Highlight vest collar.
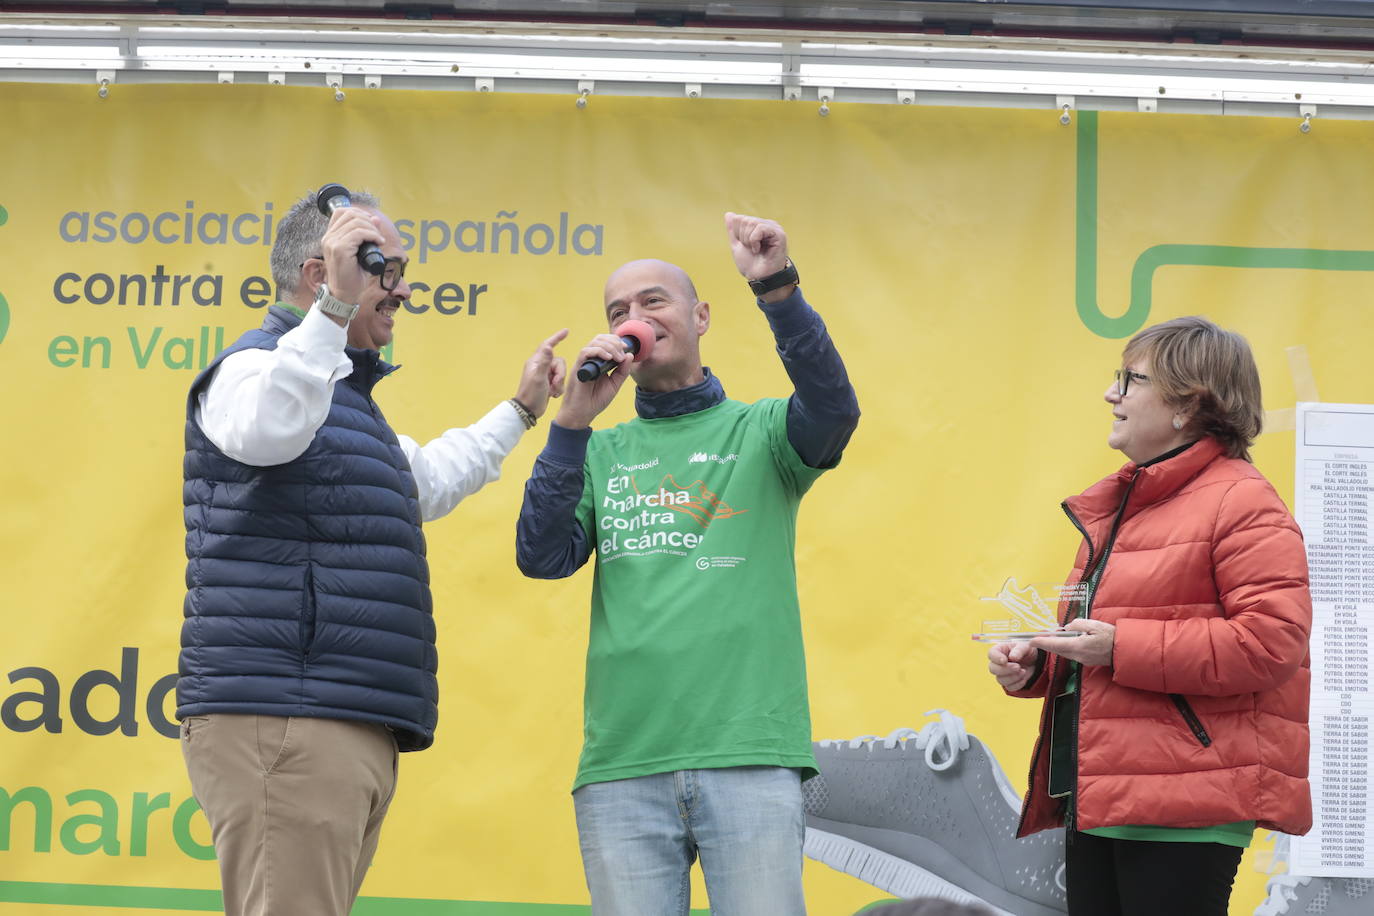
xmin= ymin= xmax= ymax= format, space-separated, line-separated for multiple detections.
xmin=634 ymin=367 xmax=726 ymax=420
xmin=264 ymin=303 xmax=303 ymax=335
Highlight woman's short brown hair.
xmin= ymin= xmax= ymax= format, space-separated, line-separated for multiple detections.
xmin=1122 ymin=316 xmax=1264 ymax=462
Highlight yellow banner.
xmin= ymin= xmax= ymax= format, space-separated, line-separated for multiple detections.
xmin=2 ymin=83 xmax=1371 ymax=915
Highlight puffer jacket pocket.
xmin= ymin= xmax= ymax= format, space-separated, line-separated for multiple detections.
xmin=300 ymin=566 xmax=317 ymax=658
xmin=1170 ymin=694 xmax=1213 ymax=747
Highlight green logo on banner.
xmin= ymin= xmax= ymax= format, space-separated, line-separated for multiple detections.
xmin=1075 ymin=112 xmax=1374 ymax=338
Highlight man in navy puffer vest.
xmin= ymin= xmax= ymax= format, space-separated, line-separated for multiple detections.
xmin=178 ymin=189 xmax=567 ymax=916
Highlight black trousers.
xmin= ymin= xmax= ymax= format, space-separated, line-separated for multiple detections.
xmin=1066 ymin=829 xmax=1245 ymax=916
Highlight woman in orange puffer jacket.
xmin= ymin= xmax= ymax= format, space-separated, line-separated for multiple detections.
xmin=987 ymin=316 xmax=1311 ymax=916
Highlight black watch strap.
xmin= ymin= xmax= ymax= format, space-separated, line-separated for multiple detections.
xmin=747 ymin=259 xmax=799 ymax=296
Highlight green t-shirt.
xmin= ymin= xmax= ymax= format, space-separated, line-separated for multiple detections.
xmin=1085 ymin=822 xmax=1255 ymax=848
xmin=572 ymin=396 xmax=827 ymax=790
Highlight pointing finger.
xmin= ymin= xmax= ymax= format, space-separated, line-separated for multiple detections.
xmin=541 ymin=328 xmax=570 ymax=352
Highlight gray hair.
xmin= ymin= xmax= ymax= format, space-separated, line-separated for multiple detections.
xmin=269 ymin=187 xmax=381 ymax=300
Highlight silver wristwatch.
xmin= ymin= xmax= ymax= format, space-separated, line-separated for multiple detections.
xmin=313 ymin=282 xmax=359 ymax=322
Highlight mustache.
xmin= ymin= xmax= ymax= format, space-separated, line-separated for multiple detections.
xmin=376 ymin=297 xmax=402 ymax=312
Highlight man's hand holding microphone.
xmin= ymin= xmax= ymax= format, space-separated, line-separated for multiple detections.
xmin=318 ymin=207 xmax=386 ymax=326
xmin=553 ymin=324 xmax=654 ymax=431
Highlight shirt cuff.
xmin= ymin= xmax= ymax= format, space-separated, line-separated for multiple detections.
xmin=756 ymin=287 xmax=817 ymax=338
xmin=543 ymin=422 xmax=592 ymax=467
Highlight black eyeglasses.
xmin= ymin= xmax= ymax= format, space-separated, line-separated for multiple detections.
xmin=377 ymin=257 xmax=408 ymax=292
xmin=302 ymin=256 xmax=408 ymax=293
xmin=1114 ymin=369 xmax=1149 ymax=397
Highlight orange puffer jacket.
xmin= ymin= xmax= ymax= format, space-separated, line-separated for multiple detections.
xmin=1011 ymin=437 xmax=1312 ymax=837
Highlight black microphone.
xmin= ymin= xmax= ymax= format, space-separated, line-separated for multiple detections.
xmin=315 ymin=183 xmax=387 ymax=277
xmin=577 ymin=320 xmax=656 ymax=382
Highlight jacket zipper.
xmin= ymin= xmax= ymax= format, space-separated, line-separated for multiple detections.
xmin=1017 ymin=504 xmax=1098 ymax=837
xmin=1068 ymin=473 xmax=1141 ymax=830
xmin=1170 ymin=694 xmax=1213 ymax=747
xmin=1019 ymin=471 xmax=1139 ymax=836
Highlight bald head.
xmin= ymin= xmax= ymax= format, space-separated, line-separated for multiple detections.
xmin=604 ymin=259 xmax=698 ymax=309
xmin=601 ymin=257 xmax=711 ymax=392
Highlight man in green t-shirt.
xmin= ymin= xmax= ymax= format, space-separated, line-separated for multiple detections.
xmin=516 ymin=212 xmax=859 ymax=915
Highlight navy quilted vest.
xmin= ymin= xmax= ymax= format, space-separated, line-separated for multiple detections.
xmin=177 ymin=306 xmax=437 ymax=751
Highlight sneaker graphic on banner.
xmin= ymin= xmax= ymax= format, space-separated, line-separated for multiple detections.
xmin=1255 ymin=834 xmax=1373 ymax=915
xmin=804 ymin=709 xmax=1066 ymax=916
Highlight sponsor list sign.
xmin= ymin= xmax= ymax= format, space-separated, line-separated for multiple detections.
xmin=1291 ymin=403 xmax=1374 ymax=877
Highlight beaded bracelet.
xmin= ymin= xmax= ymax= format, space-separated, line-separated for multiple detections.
xmin=508 ymin=398 xmax=537 ymax=430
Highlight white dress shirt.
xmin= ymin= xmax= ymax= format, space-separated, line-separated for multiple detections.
xmin=195 ymin=306 xmax=526 ymax=523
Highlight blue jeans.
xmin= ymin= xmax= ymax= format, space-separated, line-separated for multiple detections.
xmin=572 ymin=766 xmax=806 ymax=916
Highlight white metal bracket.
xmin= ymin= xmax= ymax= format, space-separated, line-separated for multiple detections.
xmin=96 ymin=69 xmax=115 ymax=99
xmin=782 ymin=39 xmax=801 ymax=101
xmin=576 ymin=79 xmax=594 ymax=108
xmin=686 ymin=83 xmax=701 ymax=98
xmin=1057 ymin=95 xmax=1074 ymax=125
xmin=474 ymin=77 xmax=493 ymax=92
xmin=818 ymin=87 xmax=834 ymax=117
xmin=327 ymin=73 xmax=344 ymax=101
xmin=365 ymin=75 xmax=382 ymax=90
xmin=1300 ymin=103 xmax=1316 ymax=133
xmin=896 ymin=89 xmax=915 ymax=105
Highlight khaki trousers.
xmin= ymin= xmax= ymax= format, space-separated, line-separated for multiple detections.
xmin=181 ymin=714 xmax=398 ymax=916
